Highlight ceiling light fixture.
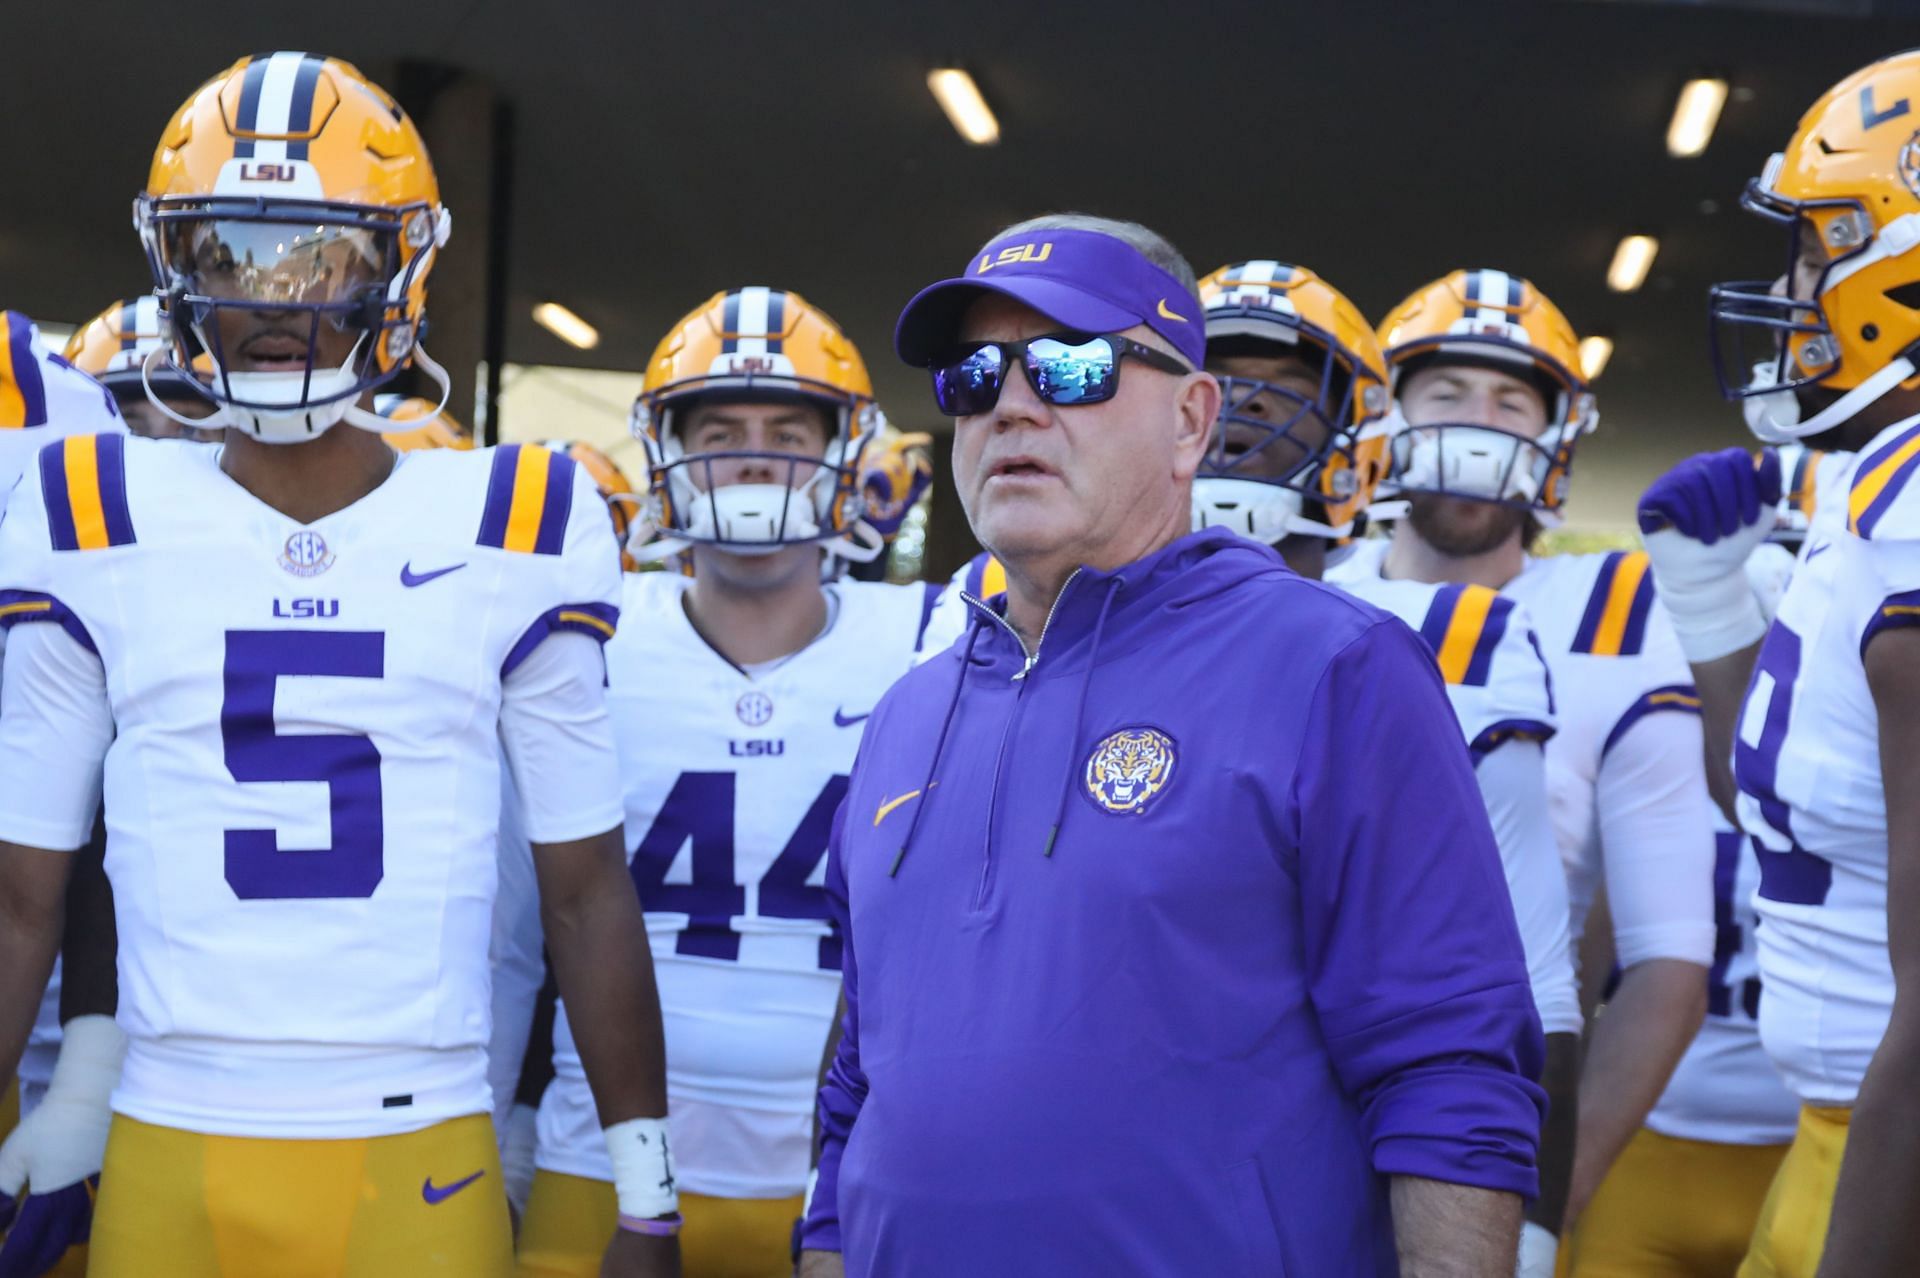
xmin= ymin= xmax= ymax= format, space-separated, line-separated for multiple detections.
xmin=533 ymin=302 xmax=599 ymax=350
xmin=927 ymin=68 xmax=1000 ymax=146
xmin=1579 ymin=335 xmax=1614 ymax=381
xmin=1607 ymin=235 xmax=1659 ymax=293
xmin=1667 ymin=78 xmax=1729 ymax=158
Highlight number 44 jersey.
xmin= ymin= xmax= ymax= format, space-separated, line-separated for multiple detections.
xmin=0 ymin=436 xmax=624 ymax=1138
xmin=537 ymin=572 xmax=938 ymax=1200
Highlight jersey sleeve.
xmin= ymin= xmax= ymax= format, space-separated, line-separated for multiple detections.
xmin=496 ymin=456 xmax=625 ymax=844
xmin=1596 ymin=703 xmax=1716 ymax=968
xmin=1289 ymin=618 xmax=1546 ymax=1197
xmin=0 ymin=619 xmax=112 ymax=850
xmin=1475 ymin=740 xmax=1580 ymax=1036
xmin=490 ymin=447 xmax=623 ymax=680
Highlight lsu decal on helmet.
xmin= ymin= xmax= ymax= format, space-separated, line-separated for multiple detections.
xmin=534 ymin=438 xmax=643 ymax=571
xmin=858 ymin=412 xmax=934 ymax=540
xmin=1194 ymin=261 xmax=1390 ymax=542
xmin=136 ymin=53 xmax=453 ymax=444
xmin=630 ymin=286 xmax=881 ymax=562
xmin=1711 ymin=50 xmax=1920 ymax=441
xmin=373 ymin=393 xmax=473 ymax=452
xmin=1375 ymin=269 xmax=1596 ymax=522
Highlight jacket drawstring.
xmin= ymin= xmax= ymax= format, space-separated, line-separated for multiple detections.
xmin=890 ymin=617 xmax=982 ymax=877
xmin=1043 ymin=578 xmax=1121 ymax=858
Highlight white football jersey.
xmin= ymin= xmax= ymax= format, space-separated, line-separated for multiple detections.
xmin=1327 ymin=545 xmax=1577 ymax=1034
xmin=0 ymin=311 xmax=123 ymax=504
xmin=1502 ymin=548 xmax=1715 ymax=969
xmin=1738 ymin=419 xmax=1918 ymax=1105
xmin=0 ymin=314 xmax=125 ymax=1100
xmin=0 ymin=438 xmax=622 ymax=1138
xmin=537 ymin=571 xmax=937 ymax=1198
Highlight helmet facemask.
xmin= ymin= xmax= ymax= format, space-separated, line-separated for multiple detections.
xmin=632 ymin=381 xmax=879 ymax=564
xmin=138 ymin=195 xmax=450 ymax=444
xmin=1710 ymin=157 xmax=1920 ymax=442
xmin=1194 ymin=330 xmax=1376 ymax=542
xmin=1376 ymin=347 xmax=1591 ymax=525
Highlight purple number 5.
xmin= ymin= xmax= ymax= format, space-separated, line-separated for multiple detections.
xmin=222 ymin=630 xmax=385 ymax=900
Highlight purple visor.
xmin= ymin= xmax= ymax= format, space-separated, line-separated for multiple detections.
xmin=894 ymin=227 xmax=1205 ymax=371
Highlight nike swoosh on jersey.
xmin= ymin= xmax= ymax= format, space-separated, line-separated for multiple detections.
xmin=421 ymin=1169 xmax=486 ymax=1205
xmin=834 ymin=708 xmax=872 ymax=727
xmin=400 ymin=562 xmax=468 ymax=588
xmin=1804 ymin=541 xmax=1832 ymax=562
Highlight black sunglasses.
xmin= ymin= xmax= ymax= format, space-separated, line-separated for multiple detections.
xmin=929 ymin=332 xmax=1193 ymax=416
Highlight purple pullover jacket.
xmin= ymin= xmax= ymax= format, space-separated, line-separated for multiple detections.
xmin=802 ymin=529 xmax=1545 ymax=1276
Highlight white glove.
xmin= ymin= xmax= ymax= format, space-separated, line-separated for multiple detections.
xmin=1515 ymin=1220 xmax=1559 ymax=1278
xmin=499 ymin=1101 xmax=538 ymax=1218
xmin=1636 ymin=448 xmax=1783 ymax=663
xmin=0 ymin=1015 xmax=124 ymax=1197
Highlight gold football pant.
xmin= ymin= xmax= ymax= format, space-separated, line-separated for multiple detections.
xmin=516 ymin=1168 xmax=801 ymax=1278
xmin=1562 ymin=1125 xmax=1787 ymax=1277
xmin=88 ymin=1112 xmax=511 ymax=1277
xmin=1737 ymin=1105 xmax=1851 ymax=1278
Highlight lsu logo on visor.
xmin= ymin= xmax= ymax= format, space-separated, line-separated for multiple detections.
xmin=977 ymin=242 xmax=1053 ymax=274
xmin=1084 ymin=726 xmax=1176 ymax=815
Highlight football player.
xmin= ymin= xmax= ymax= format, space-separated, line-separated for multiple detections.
xmin=62 ymin=298 xmax=220 ymax=441
xmin=0 ymin=316 xmax=123 ymax=1278
xmin=512 ymin=288 xmax=941 ymax=1278
xmin=1637 ymin=50 xmax=1920 ymax=1278
xmin=0 ymin=54 xmax=677 ymax=1277
xmin=1558 ymin=443 xmax=1818 ymax=1277
xmin=1190 ymin=260 xmax=1580 ymax=1274
xmin=1324 ymin=270 xmax=1716 ymax=1238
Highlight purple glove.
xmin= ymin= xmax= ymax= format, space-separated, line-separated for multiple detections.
xmin=1637 ymin=447 xmax=1782 ymax=541
xmin=0 ymin=1175 xmax=96 ymax=1278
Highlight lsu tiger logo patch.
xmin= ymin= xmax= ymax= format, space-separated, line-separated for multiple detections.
xmin=1084 ymin=726 xmax=1176 ymax=815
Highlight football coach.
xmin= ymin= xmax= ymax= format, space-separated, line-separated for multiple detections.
xmin=797 ymin=215 xmax=1546 ymax=1278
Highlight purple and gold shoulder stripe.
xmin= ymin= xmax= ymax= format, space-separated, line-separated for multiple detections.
xmin=1602 ymin=684 xmax=1700 ymax=759
xmin=0 ymin=312 xmax=50 ymax=430
xmin=1849 ymin=424 xmax=1920 ymax=540
xmin=0 ymin=590 xmax=97 ymax=653
xmin=1570 ymin=551 xmax=1654 ymax=657
xmin=478 ymin=444 xmax=577 ymax=555
xmin=39 ymin=433 xmax=134 ymax=552
xmin=1416 ymin=582 xmax=1513 ymax=687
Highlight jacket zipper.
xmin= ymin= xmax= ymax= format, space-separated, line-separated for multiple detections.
xmin=962 ymin=570 xmax=1080 ymax=907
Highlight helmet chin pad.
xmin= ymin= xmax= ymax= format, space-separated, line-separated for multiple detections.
xmin=1386 ymin=422 xmax=1555 ymax=507
xmin=677 ymin=481 xmax=825 ymax=550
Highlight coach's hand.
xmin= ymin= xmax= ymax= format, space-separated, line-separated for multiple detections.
xmin=797 ymin=1249 xmax=845 ymax=1277
xmin=1637 ymin=447 xmax=1783 ymax=663
xmin=599 ymin=1227 xmax=679 ymax=1278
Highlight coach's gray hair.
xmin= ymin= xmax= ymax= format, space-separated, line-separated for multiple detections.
xmin=990 ymin=213 xmax=1198 ymax=295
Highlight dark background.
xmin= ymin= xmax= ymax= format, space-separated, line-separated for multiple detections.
xmin=6 ymin=0 xmax=1918 ymax=570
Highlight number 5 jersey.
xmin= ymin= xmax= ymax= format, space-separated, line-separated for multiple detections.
xmin=0 ymin=436 xmax=625 ymax=1139
xmin=535 ymin=570 xmax=939 ymax=1200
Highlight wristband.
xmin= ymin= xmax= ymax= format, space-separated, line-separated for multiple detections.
xmin=604 ymin=1116 xmax=678 ymax=1219
xmin=1653 ymin=564 xmax=1768 ymax=664
xmin=1515 ymin=1220 xmax=1559 ymax=1277
xmin=617 ymin=1210 xmax=683 ymax=1236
